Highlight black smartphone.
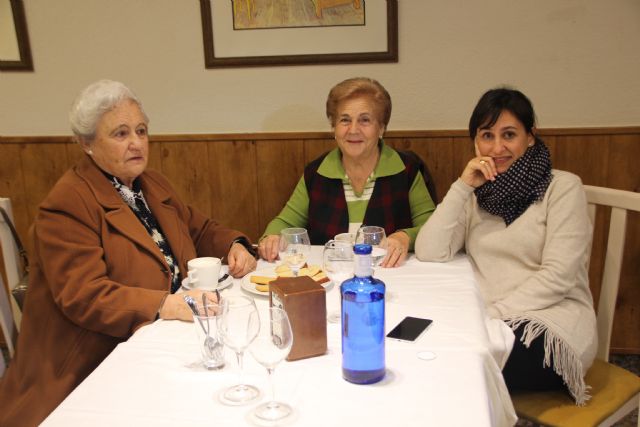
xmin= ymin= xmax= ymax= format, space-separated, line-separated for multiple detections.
xmin=386 ymin=316 xmax=433 ymax=342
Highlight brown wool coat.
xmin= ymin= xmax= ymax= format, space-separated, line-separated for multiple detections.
xmin=0 ymin=156 xmax=247 ymax=426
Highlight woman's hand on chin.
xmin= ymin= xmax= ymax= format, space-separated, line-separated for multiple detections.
xmin=461 ymin=156 xmax=498 ymax=188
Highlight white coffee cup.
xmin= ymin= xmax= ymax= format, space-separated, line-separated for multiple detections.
xmin=334 ymin=233 xmax=355 ymax=244
xmin=187 ymin=257 xmax=221 ymax=290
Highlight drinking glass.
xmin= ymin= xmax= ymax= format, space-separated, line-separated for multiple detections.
xmin=278 ymin=228 xmax=311 ymax=276
xmin=217 ymin=295 xmax=260 ymax=405
xmin=355 ymin=226 xmax=388 ymax=266
xmin=249 ymin=307 xmax=294 ymax=422
xmin=192 ymin=301 xmax=225 ymax=370
xmin=323 ymin=240 xmax=354 ymax=323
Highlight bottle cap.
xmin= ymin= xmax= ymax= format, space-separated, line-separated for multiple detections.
xmin=353 ymin=244 xmax=372 ymax=255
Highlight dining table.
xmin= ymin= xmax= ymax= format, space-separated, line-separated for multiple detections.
xmin=41 ymin=246 xmax=517 ymax=427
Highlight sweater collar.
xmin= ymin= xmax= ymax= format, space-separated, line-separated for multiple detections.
xmin=317 ymin=140 xmax=405 ymax=179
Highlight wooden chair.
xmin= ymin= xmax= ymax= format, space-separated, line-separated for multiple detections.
xmin=511 ymin=185 xmax=640 ymax=426
xmin=0 ymin=198 xmax=23 ymax=332
xmin=1 ymin=198 xmax=21 ymax=376
xmin=1 ymin=275 xmax=17 ymax=377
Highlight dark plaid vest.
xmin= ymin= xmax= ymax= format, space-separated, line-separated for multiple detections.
xmin=305 ymin=150 xmax=424 ymax=245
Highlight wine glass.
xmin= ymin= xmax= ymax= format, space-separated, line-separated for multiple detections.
xmin=278 ymin=228 xmax=311 ymax=276
xmin=355 ymin=226 xmax=388 ymax=266
xmin=323 ymin=240 xmax=354 ymax=323
xmin=217 ymin=295 xmax=261 ymax=405
xmin=249 ymin=307 xmax=294 ymax=422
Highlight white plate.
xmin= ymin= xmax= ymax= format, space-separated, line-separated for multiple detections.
xmin=241 ymin=266 xmax=331 ymax=297
xmin=182 ymin=265 xmax=232 ymax=291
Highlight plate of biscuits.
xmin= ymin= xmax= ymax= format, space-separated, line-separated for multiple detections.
xmin=242 ymin=264 xmax=330 ymax=296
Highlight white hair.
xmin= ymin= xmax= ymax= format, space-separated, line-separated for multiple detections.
xmin=69 ymin=79 xmax=148 ymax=142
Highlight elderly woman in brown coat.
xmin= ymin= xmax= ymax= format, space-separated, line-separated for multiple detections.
xmin=0 ymin=80 xmax=257 ymax=427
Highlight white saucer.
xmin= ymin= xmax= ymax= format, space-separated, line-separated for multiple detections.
xmin=240 ymin=266 xmax=332 ymax=297
xmin=182 ymin=266 xmax=232 ymax=291
xmin=417 ymin=351 xmax=437 ymax=361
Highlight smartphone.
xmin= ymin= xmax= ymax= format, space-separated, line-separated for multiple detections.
xmin=386 ymin=316 xmax=433 ymax=342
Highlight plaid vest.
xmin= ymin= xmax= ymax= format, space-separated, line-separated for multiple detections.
xmin=305 ymin=150 xmax=424 ymax=245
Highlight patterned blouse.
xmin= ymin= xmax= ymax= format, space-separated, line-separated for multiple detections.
xmin=105 ymin=173 xmax=182 ymax=293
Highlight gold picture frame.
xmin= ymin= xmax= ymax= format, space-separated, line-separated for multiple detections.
xmin=200 ymin=0 xmax=398 ymax=68
xmin=0 ymin=0 xmax=33 ymax=71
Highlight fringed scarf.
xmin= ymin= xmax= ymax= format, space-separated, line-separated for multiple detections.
xmin=475 ymin=140 xmax=553 ymax=225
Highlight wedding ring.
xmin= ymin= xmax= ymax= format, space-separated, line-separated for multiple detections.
xmin=479 ymin=160 xmax=487 ymax=165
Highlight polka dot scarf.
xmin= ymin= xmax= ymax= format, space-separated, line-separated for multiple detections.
xmin=474 ymin=140 xmax=553 ymax=226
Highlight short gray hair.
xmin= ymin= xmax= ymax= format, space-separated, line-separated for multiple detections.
xmin=69 ymin=79 xmax=148 ymax=141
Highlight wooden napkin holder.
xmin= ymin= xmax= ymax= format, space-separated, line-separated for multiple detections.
xmin=269 ymin=276 xmax=327 ymax=361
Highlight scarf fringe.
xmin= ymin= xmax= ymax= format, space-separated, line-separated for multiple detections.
xmin=505 ymin=315 xmax=591 ymax=406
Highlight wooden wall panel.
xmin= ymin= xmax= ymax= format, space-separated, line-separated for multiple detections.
xmin=1 ymin=127 xmax=639 ymax=353
xmin=147 ymin=140 xmax=163 ymax=172
xmin=303 ymin=138 xmax=334 ymax=165
xmin=160 ymin=141 xmax=212 ymax=218
xmin=208 ymin=140 xmax=260 ymax=240
xmin=386 ymin=137 xmax=455 ymax=203
xmin=607 ymin=133 xmax=640 ymax=191
xmin=65 ymin=142 xmax=85 ymax=167
xmin=256 ymin=139 xmax=305 ymax=238
xmin=553 ymin=135 xmax=610 ymax=186
xmin=20 ymin=143 xmax=70 ymax=228
xmin=0 ymin=144 xmax=29 ymax=240
xmin=606 ymin=133 xmax=640 ymax=352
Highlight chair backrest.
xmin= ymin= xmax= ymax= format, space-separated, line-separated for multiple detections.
xmin=0 ymin=198 xmax=23 ymax=292
xmin=0 ymin=274 xmax=16 ymax=359
xmin=0 ymin=198 xmax=23 ymax=332
xmin=584 ymin=185 xmax=640 ymax=361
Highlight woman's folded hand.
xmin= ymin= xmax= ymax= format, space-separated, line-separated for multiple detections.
xmin=159 ymin=290 xmax=219 ymax=321
xmin=258 ymin=235 xmax=280 ymax=262
xmin=227 ymin=242 xmax=257 ymax=277
xmin=380 ymin=231 xmax=410 ymax=268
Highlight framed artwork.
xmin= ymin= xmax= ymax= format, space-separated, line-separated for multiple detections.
xmin=0 ymin=0 xmax=33 ymax=71
xmin=199 ymin=0 xmax=398 ymax=68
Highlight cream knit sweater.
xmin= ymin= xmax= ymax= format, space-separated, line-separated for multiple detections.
xmin=415 ymin=170 xmax=598 ymax=404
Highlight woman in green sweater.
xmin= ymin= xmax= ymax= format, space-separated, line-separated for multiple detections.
xmin=258 ymin=77 xmax=435 ymax=267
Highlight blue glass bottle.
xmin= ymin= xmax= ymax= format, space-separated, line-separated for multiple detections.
xmin=341 ymin=244 xmax=385 ymax=384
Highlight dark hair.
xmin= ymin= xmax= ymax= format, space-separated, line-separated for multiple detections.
xmin=326 ymin=77 xmax=392 ymax=128
xmin=468 ymin=88 xmax=537 ymax=140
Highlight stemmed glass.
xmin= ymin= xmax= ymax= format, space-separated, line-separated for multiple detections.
xmin=323 ymin=240 xmax=354 ymax=323
xmin=355 ymin=226 xmax=388 ymax=266
xmin=278 ymin=228 xmax=311 ymax=276
xmin=249 ymin=307 xmax=294 ymax=423
xmin=217 ymin=295 xmax=261 ymax=405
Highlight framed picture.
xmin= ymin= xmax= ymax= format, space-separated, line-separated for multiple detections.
xmin=199 ymin=0 xmax=398 ymax=68
xmin=0 ymin=0 xmax=33 ymax=71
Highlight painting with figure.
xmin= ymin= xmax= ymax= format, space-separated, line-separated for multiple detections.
xmin=232 ymin=0 xmax=365 ymax=30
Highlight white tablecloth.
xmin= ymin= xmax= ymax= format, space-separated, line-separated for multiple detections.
xmin=42 ymin=248 xmax=517 ymax=427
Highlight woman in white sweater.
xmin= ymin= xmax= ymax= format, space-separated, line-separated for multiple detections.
xmin=415 ymin=88 xmax=597 ymax=405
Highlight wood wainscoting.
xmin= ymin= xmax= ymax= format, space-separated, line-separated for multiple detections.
xmin=1 ymin=127 xmax=639 ymax=353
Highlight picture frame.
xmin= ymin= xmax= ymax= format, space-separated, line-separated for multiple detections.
xmin=0 ymin=0 xmax=33 ymax=71
xmin=199 ymin=0 xmax=398 ymax=68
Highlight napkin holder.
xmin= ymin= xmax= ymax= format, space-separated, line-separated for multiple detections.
xmin=270 ymin=276 xmax=327 ymax=361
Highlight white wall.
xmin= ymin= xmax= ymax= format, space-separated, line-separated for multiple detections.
xmin=1 ymin=0 xmax=639 ymax=136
